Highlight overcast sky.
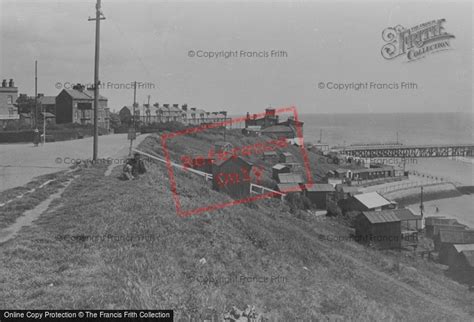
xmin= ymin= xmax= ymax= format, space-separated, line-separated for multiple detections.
xmin=0 ymin=0 xmax=472 ymax=114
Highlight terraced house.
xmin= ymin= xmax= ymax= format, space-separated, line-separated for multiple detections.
xmin=55 ymin=84 xmax=110 ymax=131
xmin=139 ymin=103 xmax=228 ymax=126
xmin=0 ymin=79 xmax=19 ymax=127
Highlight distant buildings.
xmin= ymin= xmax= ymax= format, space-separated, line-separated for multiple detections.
xmin=56 ymin=84 xmax=110 ymax=130
xmin=136 ymin=103 xmax=229 ymax=126
xmin=0 ymin=79 xmax=19 ymax=127
xmin=244 ymin=108 xmax=303 ymax=139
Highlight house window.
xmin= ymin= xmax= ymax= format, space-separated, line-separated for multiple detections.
xmin=7 ymin=95 xmax=13 ymax=105
xmin=8 ymin=108 xmax=14 ymax=115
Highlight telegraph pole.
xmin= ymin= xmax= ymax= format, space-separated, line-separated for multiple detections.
xmin=420 ymin=186 xmax=424 ymax=218
xmin=34 ymin=60 xmax=37 ymax=130
xmin=89 ymin=0 xmax=105 ymax=160
xmin=133 ymin=81 xmax=137 ymax=129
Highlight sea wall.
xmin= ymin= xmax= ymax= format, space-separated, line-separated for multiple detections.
xmin=384 ymin=182 xmax=461 ymax=206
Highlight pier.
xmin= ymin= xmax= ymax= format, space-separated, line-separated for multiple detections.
xmin=337 ymin=144 xmax=474 ymax=158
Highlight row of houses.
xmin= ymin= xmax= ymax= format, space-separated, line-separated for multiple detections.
xmin=120 ymin=103 xmax=230 ymax=126
xmin=0 ymin=80 xmax=111 ymax=131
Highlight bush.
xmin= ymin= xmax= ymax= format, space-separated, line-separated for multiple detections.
xmin=140 ymin=121 xmax=187 ymax=133
xmin=285 ymin=193 xmax=313 ymax=213
xmin=0 ymin=130 xmax=34 ymax=143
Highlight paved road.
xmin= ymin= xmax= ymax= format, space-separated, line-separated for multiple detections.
xmin=0 ymin=133 xmax=150 ymax=192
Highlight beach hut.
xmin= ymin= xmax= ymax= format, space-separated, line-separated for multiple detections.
xmin=277 ymin=183 xmax=303 ymax=194
xmin=272 ymin=163 xmax=290 ymax=180
xmin=435 ymin=230 xmax=474 ymax=263
xmin=279 ymin=151 xmax=296 ymax=163
xmin=303 ymin=183 xmax=335 ymax=209
xmin=335 ymin=184 xmax=360 ymax=200
xmin=263 ymin=151 xmax=279 ymax=163
xmin=277 ymin=173 xmax=304 ymax=185
xmin=424 ymin=217 xmax=466 ymax=239
xmin=345 ymin=191 xmax=394 ymax=212
xmin=212 ymin=156 xmax=253 ymax=199
xmin=354 ymin=210 xmax=402 ymax=249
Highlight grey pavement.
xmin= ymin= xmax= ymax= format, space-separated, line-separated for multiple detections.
xmin=0 ymin=133 xmax=150 ymax=192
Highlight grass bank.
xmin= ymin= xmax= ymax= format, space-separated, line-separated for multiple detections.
xmin=0 ymin=132 xmax=473 ymax=320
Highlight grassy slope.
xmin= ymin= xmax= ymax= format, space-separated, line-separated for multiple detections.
xmin=0 ymin=132 xmax=473 ymax=320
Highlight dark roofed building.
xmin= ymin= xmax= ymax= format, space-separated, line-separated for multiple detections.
xmin=277 ymin=183 xmax=303 ymax=194
xmin=272 ymin=163 xmax=290 ymax=180
xmin=279 ymin=151 xmax=296 ymax=163
xmin=303 ymin=183 xmax=335 ymax=209
xmin=395 ymin=208 xmax=422 ymax=231
xmin=263 ymin=151 xmax=278 ymax=162
xmin=245 ymin=108 xmax=279 ymax=128
xmin=37 ymin=94 xmax=56 ymax=114
xmin=355 ymin=210 xmax=402 ymax=249
xmin=439 ymin=243 xmax=474 ymax=289
xmin=212 ymin=156 xmax=253 ymax=199
xmin=434 ymin=229 xmax=474 ymax=254
xmin=424 ymin=217 xmax=467 ymax=239
xmin=56 ymin=84 xmax=110 ymax=130
xmin=277 ymin=172 xmax=304 ymax=184
xmin=39 ymin=111 xmax=56 ymax=125
xmin=335 ymin=184 xmax=360 ymax=200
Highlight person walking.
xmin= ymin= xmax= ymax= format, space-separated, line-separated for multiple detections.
xmin=33 ymin=128 xmax=40 ymax=147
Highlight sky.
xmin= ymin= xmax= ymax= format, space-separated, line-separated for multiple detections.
xmin=0 ymin=0 xmax=472 ymax=114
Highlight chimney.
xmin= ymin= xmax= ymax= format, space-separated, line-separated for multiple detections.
xmin=72 ymin=83 xmax=84 ymax=92
xmin=2 ymin=79 xmax=7 ymax=87
xmin=9 ymin=79 xmax=14 ymax=87
xmin=181 ymin=104 xmax=188 ymax=111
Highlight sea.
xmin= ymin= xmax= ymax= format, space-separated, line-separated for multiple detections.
xmin=298 ymin=112 xmax=473 ymax=227
xmin=299 ymin=113 xmax=473 ymax=147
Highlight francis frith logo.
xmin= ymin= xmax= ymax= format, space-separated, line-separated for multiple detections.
xmin=381 ymin=19 xmax=455 ymax=61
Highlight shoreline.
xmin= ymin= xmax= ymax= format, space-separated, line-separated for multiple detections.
xmin=392 ymin=188 xmax=464 ymax=207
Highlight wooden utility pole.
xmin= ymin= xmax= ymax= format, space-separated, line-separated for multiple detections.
xmin=88 ymin=0 xmax=105 ymax=160
xmin=420 ymin=186 xmax=424 ymax=218
xmin=133 ymin=81 xmax=137 ymax=129
xmin=128 ymin=81 xmax=138 ymax=156
xmin=34 ymin=60 xmax=37 ymax=129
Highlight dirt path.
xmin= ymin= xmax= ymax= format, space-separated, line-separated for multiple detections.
xmin=0 ymin=177 xmax=75 ymax=244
